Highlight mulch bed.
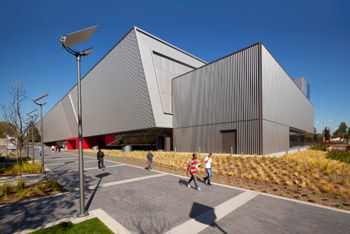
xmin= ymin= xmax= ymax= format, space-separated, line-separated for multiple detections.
xmin=0 ymin=182 xmax=66 ymax=205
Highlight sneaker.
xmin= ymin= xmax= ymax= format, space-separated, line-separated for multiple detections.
xmin=187 ymin=184 xmax=191 ymax=188
xmin=103 ymin=167 xmax=105 ymax=171
xmin=208 ymin=182 xmax=212 ymax=185
xmin=197 ymin=187 xmax=201 ymax=191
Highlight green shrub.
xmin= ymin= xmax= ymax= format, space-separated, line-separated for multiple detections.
xmin=1 ymin=183 xmax=10 ymax=199
xmin=309 ymin=145 xmax=330 ymax=151
xmin=18 ymin=180 xmax=25 ymax=191
xmin=295 ymin=194 xmax=301 ymax=199
xmin=336 ymin=203 xmax=344 ymax=208
xmin=16 ymin=188 xmax=30 ymax=198
xmin=326 ymin=150 xmax=350 ymax=163
xmin=46 ymin=178 xmax=60 ymax=192
xmin=37 ymin=181 xmax=44 ymax=192
xmin=0 ymin=162 xmax=42 ymax=176
xmin=309 ymin=198 xmax=318 ymax=203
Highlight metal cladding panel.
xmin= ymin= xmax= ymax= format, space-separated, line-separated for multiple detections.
xmin=135 ymin=28 xmax=206 ymax=128
xmin=261 ymin=45 xmax=314 ymax=134
xmin=42 ymin=102 xmax=71 ymax=142
xmin=69 ymin=87 xmax=78 ymax=121
xmin=61 ymin=95 xmax=77 ymax=138
xmin=81 ymin=29 xmax=155 ymax=137
xmin=173 ymin=44 xmax=260 ymax=154
xmin=262 ymin=120 xmax=289 ymax=155
xmin=173 ymin=120 xmax=260 ymax=154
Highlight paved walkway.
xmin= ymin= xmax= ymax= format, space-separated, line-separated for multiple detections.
xmin=0 ymin=150 xmax=349 ymax=234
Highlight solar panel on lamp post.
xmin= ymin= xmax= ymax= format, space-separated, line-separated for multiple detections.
xmin=33 ymin=94 xmax=49 ymax=175
xmin=60 ymin=25 xmax=98 ymax=218
xmin=26 ymin=109 xmax=37 ymax=163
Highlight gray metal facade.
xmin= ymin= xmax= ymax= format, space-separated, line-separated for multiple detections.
xmin=41 ymin=27 xmax=205 ymax=143
xmin=261 ymin=45 xmax=314 ymax=154
xmin=41 ymin=27 xmax=313 ymax=155
xmin=173 ymin=44 xmax=261 ymax=154
xmin=173 ymin=43 xmax=314 ymax=155
xmin=42 ymin=28 xmax=154 ymax=142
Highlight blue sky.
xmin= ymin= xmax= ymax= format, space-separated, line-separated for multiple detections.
xmin=0 ymin=0 xmax=349 ymax=134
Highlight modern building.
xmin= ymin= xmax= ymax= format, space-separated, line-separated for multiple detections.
xmin=39 ymin=26 xmax=314 ymax=155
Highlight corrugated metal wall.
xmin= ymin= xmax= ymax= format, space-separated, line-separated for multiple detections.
xmin=42 ymin=28 xmax=155 ymax=142
xmin=61 ymin=94 xmax=77 ymax=138
xmin=262 ymin=120 xmax=289 ymax=155
xmin=261 ymin=45 xmax=314 ymax=154
xmin=80 ymin=28 xmax=154 ymax=137
xmin=42 ymin=102 xmax=72 ymax=142
xmin=173 ymin=44 xmax=261 ymax=154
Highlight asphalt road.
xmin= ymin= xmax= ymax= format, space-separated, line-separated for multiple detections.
xmin=0 ymin=150 xmax=349 ymax=234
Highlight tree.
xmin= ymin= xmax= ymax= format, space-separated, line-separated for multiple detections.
xmin=333 ymin=122 xmax=348 ymax=138
xmin=0 ymin=121 xmax=13 ymax=138
xmin=324 ymin=127 xmax=331 ymax=141
xmin=1 ymin=79 xmax=30 ymax=179
xmin=27 ymin=124 xmax=41 ymax=142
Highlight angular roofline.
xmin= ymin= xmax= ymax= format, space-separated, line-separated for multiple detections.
xmin=260 ymin=43 xmax=313 ymax=106
xmin=172 ymin=42 xmax=260 ymax=81
xmin=134 ymin=26 xmax=207 ymax=64
xmin=42 ymin=26 xmax=207 ymax=121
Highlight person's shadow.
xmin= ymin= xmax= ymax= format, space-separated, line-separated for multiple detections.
xmin=178 ymin=178 xmax=206 ymax=189
xmin=85 ymin=172 xmax=111 ymax=210
xmin=189 ymin=202 xmax=227 ymax=234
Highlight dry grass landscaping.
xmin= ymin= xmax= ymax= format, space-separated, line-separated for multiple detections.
xmin=82 ymin=149 xmax=350 ymax=210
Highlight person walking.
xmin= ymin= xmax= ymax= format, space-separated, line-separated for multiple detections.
xmin=97 ymin=148 xmax=105 ymax=170
xmin=203 ymin=153 xmax=213 ymax=185
xmin=146 ymin=150 xmax=154 ymax=170
xmin=51 ymin=145 xmax=55 ymax=153
xmin=187 ymin=153 xmax=201 ymax=191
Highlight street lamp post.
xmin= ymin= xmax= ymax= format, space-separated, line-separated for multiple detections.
xmin=26 ymin=109 xmax=37 ymax=163
xmin=316 ymin=120 xmax=332 ymax=141
xmin=33 ymin=94 xmax=49 ymax=174
xmin=60 ymin=25 xmax=98 ymax=218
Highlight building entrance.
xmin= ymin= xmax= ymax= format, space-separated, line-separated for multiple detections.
xmin=221 ymin=130 xmax=237 ymax=154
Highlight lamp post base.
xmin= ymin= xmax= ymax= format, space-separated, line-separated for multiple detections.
xmin=76 ymin=211 xmax=89 ymax=218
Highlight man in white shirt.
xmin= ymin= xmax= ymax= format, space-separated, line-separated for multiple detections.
xmin=203 ymin=153 xmax=213 ymax=185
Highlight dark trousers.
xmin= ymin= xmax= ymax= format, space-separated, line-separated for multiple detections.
xmin=98 ymin=159 xmax=105 ymax=169
xmin=188 ymin=174 xmax=199 ymax=188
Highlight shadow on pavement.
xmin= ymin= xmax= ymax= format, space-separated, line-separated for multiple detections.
xmin=131 ymin=202 xmax=170 ymax=234
xmin=178 ymin=179 xmax=188 ymax=186
xmin=0 ymin=192 xmax=78 ymax=234
xmin=85 ymin=172 xmax=111 ymax=211
xmin=190 ymin=202 xmax=227 ymax=234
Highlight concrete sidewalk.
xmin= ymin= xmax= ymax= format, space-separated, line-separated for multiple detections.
xmin=0 ymin=150 xmax=349 ymax=234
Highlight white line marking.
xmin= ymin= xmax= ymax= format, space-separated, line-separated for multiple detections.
xmin=46 ymin=157 xmax=77 ymax=160
xmin=88 ymin=173 xmax=167 ymax=190
xmin=69 ymin=164 xmax=125 ymax=172
xmin=63 ymin=151 xmax=350 ymax=215
xmin=164 ymin=191 xmax=258 ymax=234
xmin=90 ymin=208 xmax=131 ymax=234
xmin=46 ymin=160 xmax=96 ymax=166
